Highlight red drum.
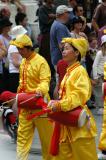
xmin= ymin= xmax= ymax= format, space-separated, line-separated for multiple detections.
xmin=103 ymin=82 xmax=106 ymax=97
xmin=16 ymin=93 xmax=47 ymax=110
xmin=48 ymin=107 xmax=87 ymax=127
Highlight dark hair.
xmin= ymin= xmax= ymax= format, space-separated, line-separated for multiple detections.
xmin=88 ymin=32 xmax=97 ymax=43
xmin=72 ymin=45 xmax=81 ymax=61
xmin=72 ymin=16 xmax=84 ymax=30
xmin=24 ymin=46 xmax=35 ymax=51
xmin=15 ymin=12 xmax=26 ymax=25
xmin=73 ymin=4 xmax=83 ymax=14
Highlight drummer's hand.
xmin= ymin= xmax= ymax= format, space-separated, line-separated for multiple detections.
xmin=47 ymin=100 xmax=61 ymax=112
xmin=35 ymin=90 xmax=42 ymax=97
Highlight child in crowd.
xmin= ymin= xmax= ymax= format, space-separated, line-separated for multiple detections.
xmin=85 ymin=32 xmax=98 ymax=108
xmin=92 ymin=35 xmax=106 ymax=114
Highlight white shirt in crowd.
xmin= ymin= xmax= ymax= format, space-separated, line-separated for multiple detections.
xmin=93 ymin=50 xmax=106 ymax=79
xmin=8 ymin=45 xmax=22 ymax=73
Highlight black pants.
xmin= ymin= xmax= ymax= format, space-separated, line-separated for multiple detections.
xmin=9 ymin=73 xmax=19 ymax=93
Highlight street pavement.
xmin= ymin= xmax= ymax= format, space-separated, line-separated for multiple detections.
xmin=0 ymin=108 xmax=103 ymax=160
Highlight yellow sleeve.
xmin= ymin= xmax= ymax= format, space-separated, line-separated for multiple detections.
xmin=35 ymin=61 xmax=51 ymax=95
xmin=59 ymin=69 xmax=91 ymax=112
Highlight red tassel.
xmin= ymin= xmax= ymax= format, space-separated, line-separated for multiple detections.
xmin=49 ymin=122 xmax=61 ymax=156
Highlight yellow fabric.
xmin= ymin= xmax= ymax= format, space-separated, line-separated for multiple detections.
xmin=17 ymin=52 xmax=51 ymax=97
xmin=98 ymin=99 xmax=106 ymax=150
xmin=62 ymin=37 xmax=88 ymax=57
xmin=17 ymin=110 xmax=53 ymax=160
xmin=51 ymin=138 xmax=98 ymax=160
xmin=10 ymin=34 xmax=33 ymax=48
xmin=17 ymin=52 xmax=53 ymax=160
xmin=58 ymin=62 xmax=97 ymax=142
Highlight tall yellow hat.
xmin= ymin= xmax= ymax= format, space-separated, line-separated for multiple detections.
xmin=10 ymin=34 xmax=33 ymax=48
xmin=62 ymin=38 xmax=88 ymax=57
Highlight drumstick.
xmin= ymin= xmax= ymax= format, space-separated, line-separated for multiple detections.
xmin=2 ymin=98 xmax=16 ymax=105
xmin=20 ymin=95 xmax=39 ymax=105
xmin=27 ymin=108 xmax=51 ymax=120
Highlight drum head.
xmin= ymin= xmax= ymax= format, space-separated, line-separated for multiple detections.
xmin=78 ymin=109 xmax=87 ymax=127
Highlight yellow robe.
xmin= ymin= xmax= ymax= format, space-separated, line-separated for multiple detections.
xmin=17 ymin=52 xmax=53 ymax=160
xmin=52 ymin=61 xmax=98 ymax=160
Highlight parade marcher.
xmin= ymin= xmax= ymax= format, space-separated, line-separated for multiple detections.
xmin=47 ymin=37 xmax=98 ymax=160
xmin=92 ymin=35 xmax=106 ymax=115
xmin=10 ymin=34 xmax=53 ymax=160
xmin=98 ymin=63 xmax=106 ymax=159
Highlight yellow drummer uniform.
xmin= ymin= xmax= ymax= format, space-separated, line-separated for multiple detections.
xmin=98 ymin=63 xmax=106 ymax=151
xmin=51 ymin=38 xmax=98 ymax=160
xmin=10 ymin=35 xmax=53 ymax=160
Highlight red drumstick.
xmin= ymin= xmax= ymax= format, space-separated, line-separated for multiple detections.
xmin=27 ymin=108 xmax=51 ymax=120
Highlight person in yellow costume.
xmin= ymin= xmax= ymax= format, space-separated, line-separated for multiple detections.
xmin=10 ymin=34 xmax=53 ymax=160
xmin=98 ymin=63 xmax=106 ymax=159
xmin=47 ymin=37 xmax=98 ymax=160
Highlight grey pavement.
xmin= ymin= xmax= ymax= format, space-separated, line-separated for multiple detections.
xmin=0 ymin=108 xmax=103 ymax=160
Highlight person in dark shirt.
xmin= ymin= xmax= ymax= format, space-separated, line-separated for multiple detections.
xmin=92 ymin=0 xmax=106 ymax=33
xmin=38 ymin=0 xmax=56 ymax=76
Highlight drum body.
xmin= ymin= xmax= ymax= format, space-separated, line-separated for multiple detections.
xmin=16 ymin=93 xmax=46 ymax=110
xmin=48 ymin=107 xmax=87 ymax=127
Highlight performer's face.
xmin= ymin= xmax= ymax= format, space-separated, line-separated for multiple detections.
xmin=62 ymin=43 xmax=79 ymax=64
xmin=18 ymin=47 xmax=30 ymax=59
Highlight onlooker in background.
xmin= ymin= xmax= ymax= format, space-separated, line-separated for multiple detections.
xmin=73 ymin=4 xmax=84 ymax=17
xmin=85 ymin=32 xmax=98 ymax=109
xmin=67 ymin=0 xmax=77 ymax=30
xmin=0 ymin=7 xmax=11 ymax=19
xmin=8 ymin=25 xmax=27 ymax=93
xmin=15 ymin=12 xmax=33 ymax=39
xmin=50 ymin=5 xmax=71 ymax=69
xmin=0 ymin=17 xmax=12 ymax=92
xmin=1 ymin=0 xmax=26 ymax=13
xmin=92 ymin=0 xmax=106 ymax=33
xmin=73 ymin=4 xmax=91 ymax=36
xmin=86 ymin=32 xmax=98 ymax=78
xmin=98 ymin=25 xmax=106 ymax=47
xmin=38 ymin=0 xmax=56 ymax=76
xmin=35 ymin=0 xmax=43 ymax=20
xmin=70 ymin=16 xmax=87 ymax=39
xmin=92 ymin=35 xmax=106 ymax=115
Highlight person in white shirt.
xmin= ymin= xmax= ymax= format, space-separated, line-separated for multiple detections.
xmin=93 ymin=35 xmax=106 ymax=114
xmin=8 ymin=25 xmax=27 ymax=92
